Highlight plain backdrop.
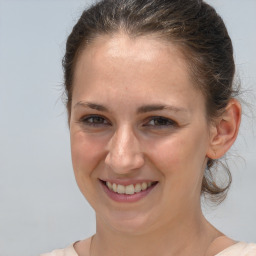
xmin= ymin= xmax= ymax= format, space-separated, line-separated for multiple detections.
xmin=0 ymin=0 xmax=255 ymax=255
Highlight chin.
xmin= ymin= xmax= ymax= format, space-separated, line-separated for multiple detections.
xmin=101 ymin=210 xmax=157 ymax=235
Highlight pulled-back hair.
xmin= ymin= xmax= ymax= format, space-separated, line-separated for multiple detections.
xmin=63 ymin=0 xmax=240 ymax=203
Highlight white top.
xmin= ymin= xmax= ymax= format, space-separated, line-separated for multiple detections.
xmin=40 ymin=241 xmax=256 ymax=256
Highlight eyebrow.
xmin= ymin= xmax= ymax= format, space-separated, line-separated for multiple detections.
xmin=137 ymin=104 xmax=188 ymax=114
xmin=74 ymin=101 xmax=109 ymax=112
xmin=74 ymin=101 xmax=188 ymax=114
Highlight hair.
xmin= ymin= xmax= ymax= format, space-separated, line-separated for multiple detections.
xmin=62 ymin=0 xmax=240 ymax=204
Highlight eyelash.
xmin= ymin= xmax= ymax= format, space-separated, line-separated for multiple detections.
xmin=79 ymin=115 xmax=177 ymax=128
xmin=143 ymin=116 xmax=177 ymax=128
xmin=80 ymin=115 xmax=110 ymax=127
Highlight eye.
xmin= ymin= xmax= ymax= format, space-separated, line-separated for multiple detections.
xmin=144 ymin=116 xmax=176 ymax=128
xmin=80 ymin=115 xmax=110 ymax=127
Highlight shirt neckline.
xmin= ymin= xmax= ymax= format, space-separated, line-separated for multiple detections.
xmin=69 ymin=241 xmax=245 ymax=256
xmin=214 ymin=242 xmax=246 ymax=255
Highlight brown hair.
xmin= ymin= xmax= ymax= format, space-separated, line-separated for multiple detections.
xmin=63 ymin=0 xmax=240 ymax=203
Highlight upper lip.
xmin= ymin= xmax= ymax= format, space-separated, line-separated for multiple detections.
xmin=100 ymin=179 xmax=158 ymax=186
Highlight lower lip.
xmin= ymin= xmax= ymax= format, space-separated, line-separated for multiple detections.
xmin=100 ymin=181 xmax=158 ymax=203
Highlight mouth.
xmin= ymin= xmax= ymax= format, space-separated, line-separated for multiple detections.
xmin=100 ymin=180 xmax=158 ymax=194
xmin=99 ymin=179 xmax=159 ymax=202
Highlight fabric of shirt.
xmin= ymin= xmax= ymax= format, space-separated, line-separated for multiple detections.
xmin=40 ymin=241 xmax=256 ymax=256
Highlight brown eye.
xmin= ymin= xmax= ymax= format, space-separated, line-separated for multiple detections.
xmin=81 ymin=115 xmax=110 ymax=126
xmin=145 ymin=117 xmax=176 ymax=127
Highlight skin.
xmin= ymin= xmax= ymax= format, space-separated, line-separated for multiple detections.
xmin=69 ymin=34 xmax=241 ymax=256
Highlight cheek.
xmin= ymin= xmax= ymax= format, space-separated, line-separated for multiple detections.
xmin=70 ymin=131 xmax=106 ymax=178
xmin=70 ymin=130 xmax=109 ymax=204
xmin=147 ymin=130 xmax=208 ymax=180
xmin=147 ymin=132 xmax=209 ymax=206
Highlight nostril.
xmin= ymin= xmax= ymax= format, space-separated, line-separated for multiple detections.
xmin=104 ymin=152 xmax=145 ymax=173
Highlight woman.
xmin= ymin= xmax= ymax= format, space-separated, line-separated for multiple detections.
xmin=41 ymin=0 xmax=256 ymax=255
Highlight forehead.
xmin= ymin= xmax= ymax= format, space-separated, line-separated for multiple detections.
xmin=72 ymin=33 xmax=204 ymax=111
xmin=75 ymin=33 xmax=188 ymax=75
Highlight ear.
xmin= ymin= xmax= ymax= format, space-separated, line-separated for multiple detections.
xmin=207 ymin=99 xmax=242 ymax=159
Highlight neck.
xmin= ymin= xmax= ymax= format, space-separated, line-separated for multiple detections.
xmin=91 ymin=210 xmax=220 ymax=256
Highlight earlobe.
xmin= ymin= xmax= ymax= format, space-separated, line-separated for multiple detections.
xmin=207 ymin=99 xmax=241 ymax=160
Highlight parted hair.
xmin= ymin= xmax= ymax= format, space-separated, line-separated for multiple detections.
xmin=63 ymin=0 xmax=240 ymax=204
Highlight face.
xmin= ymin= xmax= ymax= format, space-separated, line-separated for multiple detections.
xmin=69 ymin=34 xmax=213 ymax=234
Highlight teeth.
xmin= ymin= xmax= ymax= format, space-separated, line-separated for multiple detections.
xmin=117 ymin=184 xmax=125 ymax=194
xmin=141 ymin=182 xmax=147 ymax=190
xmin=125 ymin=184 xmax=135 ymax=194
xmin=105 ymin=181 xmax=155 ymax=195
xmin=112 ymin=183 xmax=117 ymax=192
xmin=134 ymin=183 xmax=142 ymax=193
xmin=106 ymin=181 xmax=112 ymax=190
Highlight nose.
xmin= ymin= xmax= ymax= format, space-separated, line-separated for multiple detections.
xmin=105 ymin=125 xmax=145 ymax=174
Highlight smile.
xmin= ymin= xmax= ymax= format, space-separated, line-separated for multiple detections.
xmin=100 ymin=180 xmax=159 ymax=202
xmin=106 ymin=181 xmax=157 ymax=195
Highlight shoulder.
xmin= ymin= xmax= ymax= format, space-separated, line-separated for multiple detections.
xmin=206 ymin=236 xmax=256 ymax=256
xmin=40 ymin=236 xmax=92 ymax=256
xmin=40 ymin=243 xmax=78 ymax=256
xmin=206 ymin=236 xmax=238 ymax=256
xmin=216 ymin=242 xmax=256 ymax=256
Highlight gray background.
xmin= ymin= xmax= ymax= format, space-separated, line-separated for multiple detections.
xmin=0 ymin=0 xmax=255 ymax=255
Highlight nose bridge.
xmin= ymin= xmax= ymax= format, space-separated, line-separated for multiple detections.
xmin=105 ymin=124 xmax=144 ymax=173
